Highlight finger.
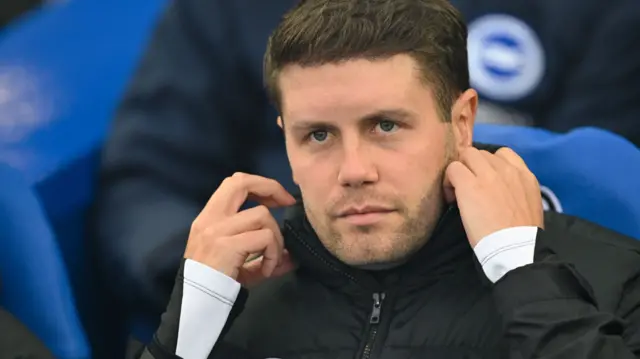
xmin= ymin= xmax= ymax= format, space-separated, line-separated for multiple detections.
xmin=240 ymin=250 xmax=296 ymax=287
xmin=247 ymin=192 xmax=297 ymax=208
xmin=443 ymin=161 xmax=476 ymax=201
xmin=215 ymin=205 xmax=284 ymax=248
xmin=478 ymin=150 xmax=510 ymax=172
xmin=230 ymin=228 xmax=282 ymax=277
xmin=495 ymin=147 xmax=540 ymax=192
xmin=494 ymin=148 xmax=543 ymax=218
xmin=205 ymin=173 xmax=296 ymax=218
xmin=459 ymin=148 xmax=494 ymax=178
xmin=495 ymin=147 xmax=528 ymax=171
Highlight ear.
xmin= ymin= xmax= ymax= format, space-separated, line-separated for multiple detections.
xmin=450 ymin=88 xmax=477 ymax=152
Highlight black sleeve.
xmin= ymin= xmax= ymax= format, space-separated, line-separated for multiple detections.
xmin=492 ymin=234 xmax=640 ymax=358
xmin=540 ymin=0 xmax=640 ymax=147
xmin=92 ymin=0 xmax=263 ymax=315
xmin=129 ymin=260 xmax=252 ymax=359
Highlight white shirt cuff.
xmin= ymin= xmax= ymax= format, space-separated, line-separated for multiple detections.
xmin=176 ymin=259 xmax=241 ymax=359
xmin=473 ymin=226 xmax=538 ymax=283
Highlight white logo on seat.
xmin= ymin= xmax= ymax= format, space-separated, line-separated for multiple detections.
xmin=467 ymin=14 xmax=545 ymax=101
xmin=541 ymin=185 xmax=563 ymax=213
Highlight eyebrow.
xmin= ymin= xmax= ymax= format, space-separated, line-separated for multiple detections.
xmin=287 ymin=108 xmax=416 ymax=133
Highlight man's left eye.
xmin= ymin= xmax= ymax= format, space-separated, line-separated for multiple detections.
xmin=376 ymin=120 xmax=398 ymax=133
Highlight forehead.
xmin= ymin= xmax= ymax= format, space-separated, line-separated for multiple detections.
xmin=278 ymin=55 xmax=433 ymax=121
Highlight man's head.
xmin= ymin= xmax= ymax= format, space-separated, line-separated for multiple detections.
xmin=265 ymin=0 xmax=477 ymax=267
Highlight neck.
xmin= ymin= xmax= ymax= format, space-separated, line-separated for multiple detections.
xmin=354 ymin=257 xmax=411 ymax=271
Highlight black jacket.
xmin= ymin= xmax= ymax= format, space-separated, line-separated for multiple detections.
xmin=94 ymin=0 xmax=640 ymax=322
xmin=136 ymin=202 xmax=640 ymax=359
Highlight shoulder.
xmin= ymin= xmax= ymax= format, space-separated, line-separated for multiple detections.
xmin=539 ymin=212 xmax=640 ymax=310
xmin=542 ymin=211 xmax=640 ymax=254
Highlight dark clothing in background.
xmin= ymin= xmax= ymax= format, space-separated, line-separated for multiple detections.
xmin=134 ymin=205 xmax=640 ymax=359
xmin=0 ymin=0 xmax=41 ymax=29
xmin=455 ymin=0 xmax=640 ymax=144
xmin=93 ymin=0 xmax=295 ymax=318
xmin=92 ymin=0 xmax=640 ymax=323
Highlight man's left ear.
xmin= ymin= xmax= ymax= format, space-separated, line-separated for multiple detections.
xmin=277 ymin=116 xmax=284 ymax=130
xmin=450 ymin=88 xmax=477 ymax=150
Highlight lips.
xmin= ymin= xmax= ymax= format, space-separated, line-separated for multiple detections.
xmin=337 ymin=206 xmax=395 ymax=217
xmin=336 ymin=206 xmax=395 ymax=226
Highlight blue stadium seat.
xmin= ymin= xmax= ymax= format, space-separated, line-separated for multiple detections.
xmin=0 ymin=163 xmax=89 ymax=359
xmin=0 ymin=0 xmax=168 ymax=356
xmin=474 ymin=124 xmax=640 ymax=240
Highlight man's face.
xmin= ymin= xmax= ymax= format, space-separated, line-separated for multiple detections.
xmin=279 ymin=54 xmax=475 ymax=266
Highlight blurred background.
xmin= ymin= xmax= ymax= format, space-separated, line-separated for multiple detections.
xmin=0 ymin=0 xmax=638 ymax=358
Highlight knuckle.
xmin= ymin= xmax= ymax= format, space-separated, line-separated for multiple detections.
xmin=222 ymin=172 xmax=248 ymax=187
xmin=528 ymin=172 xmax=541 ymax=187
xmin=221 ymin=175 xmax=235 ymax=186
xmin=190 ymin=218 xmax=205 ymax=233
xmin=255 ymin=204 xmax=271 ymax=217
xmin=502 ymin=164 xmax=517 ymax=177
xmin=232 ymin=172 xmax=248 ymax=181
xmin=257 ymin=228 xmax=276 ymax=243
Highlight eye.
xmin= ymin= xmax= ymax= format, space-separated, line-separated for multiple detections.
xmin=310 ymin=130 xmax=329 ymax=142
xmin=376 ymin=120 xmax=398 ymax=133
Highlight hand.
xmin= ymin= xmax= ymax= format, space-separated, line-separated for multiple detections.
xmin=184 ymin=172 xmax=297 ymax=287
xmin=443 ymin=147 xmax=544 ymax=248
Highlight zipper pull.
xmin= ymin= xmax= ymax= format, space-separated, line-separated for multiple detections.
xmin=369 ymin=292 xmax=386 ymax=324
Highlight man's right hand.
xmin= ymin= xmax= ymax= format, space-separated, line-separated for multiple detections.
xmin=184 ymin=172 xmax=297 ymax=287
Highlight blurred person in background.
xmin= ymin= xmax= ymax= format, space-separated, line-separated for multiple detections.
xmin=455 ymin=0 xmax=640 ymax=144
xmin=92 ymin=0 xmax=640 ymax=326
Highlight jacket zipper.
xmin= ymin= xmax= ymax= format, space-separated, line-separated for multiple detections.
xmin=360 ymin=292 xmax=386 ymax=359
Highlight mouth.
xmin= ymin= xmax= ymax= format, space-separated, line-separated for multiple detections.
xmin=336 ymin=206 xmax=396 ymax=226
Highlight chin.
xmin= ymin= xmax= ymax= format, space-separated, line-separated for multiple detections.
xmin=337 ymin=250 xmax=413 ymax=269
xmin=335 ymin=236 xmax=408 ymax=265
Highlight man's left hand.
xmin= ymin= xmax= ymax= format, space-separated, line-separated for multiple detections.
xmin=443 ymin=147 xmax=544 ymax=248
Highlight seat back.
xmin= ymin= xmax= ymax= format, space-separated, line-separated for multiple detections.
xmin=0 ymin=163 xmax=90 ymax=359
xmin=474 ymin=124 xmax=640 ymax=239
xmin=0 ymin=0 xmax=168 ymax=356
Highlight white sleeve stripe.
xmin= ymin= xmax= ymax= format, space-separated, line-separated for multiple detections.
xmin=183 ymin=277 xmax=235 ymax=306
xmin=479 ymin=239 xmax=535 ymax=266
xmin=473 ymin=226 xmax=538 ymax=283
xmin=176 ymin=259 xmax=241 ymax=359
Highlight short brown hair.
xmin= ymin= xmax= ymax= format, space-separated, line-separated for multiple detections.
xmin=264 ymin=0 xmax=470 ymax=121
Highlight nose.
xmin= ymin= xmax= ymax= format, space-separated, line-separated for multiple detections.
xmin=337 ymin=140 xmax=379 ymax=188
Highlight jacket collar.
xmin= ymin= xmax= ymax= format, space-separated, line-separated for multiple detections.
xmin=282 ymin=201 xmax=480 ymax=294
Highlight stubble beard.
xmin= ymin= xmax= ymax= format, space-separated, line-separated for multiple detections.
xmin=313 ymin=134 xmax=457 ymax=267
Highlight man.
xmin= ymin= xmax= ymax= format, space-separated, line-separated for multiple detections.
xmin=93 ymin=0 xmax=640 ymax=326
xmin=131 ymin=1 xmax=640 ymax=358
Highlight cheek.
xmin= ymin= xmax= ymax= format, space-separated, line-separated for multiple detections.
xmin=376 ymin=142 xmax=447 ymax=190
xmin=289 ymin=152 xmax=336 ymax=195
